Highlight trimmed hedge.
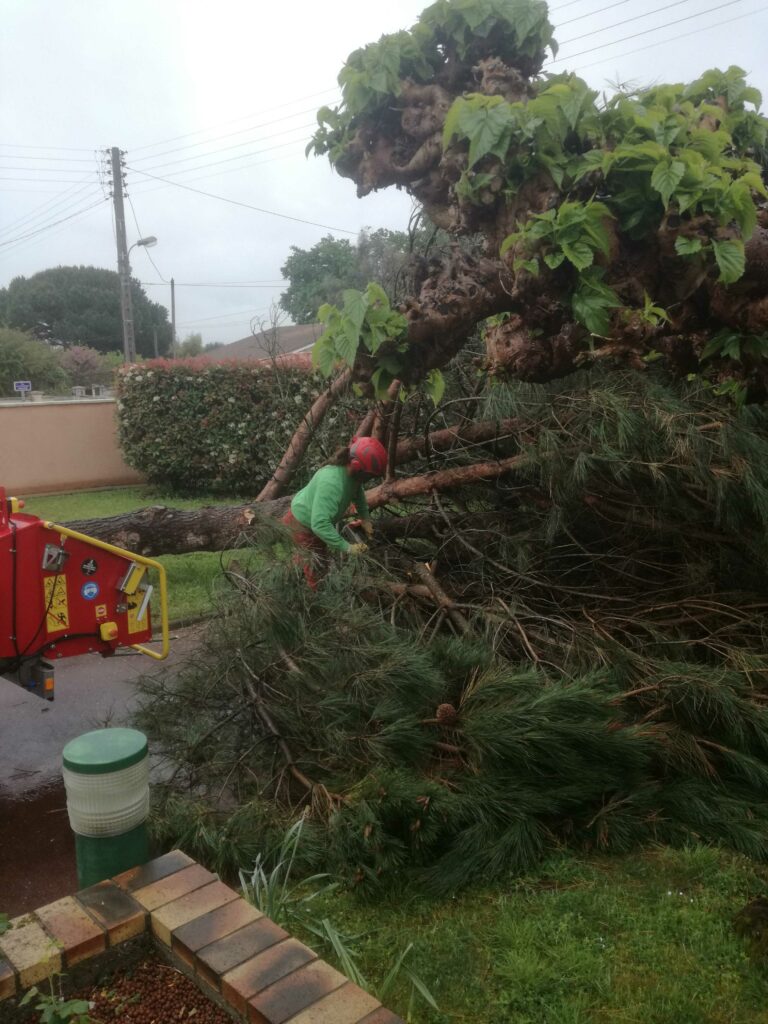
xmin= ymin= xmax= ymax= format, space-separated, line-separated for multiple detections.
xmin=116 ymin=356 xmax=358 ymax=495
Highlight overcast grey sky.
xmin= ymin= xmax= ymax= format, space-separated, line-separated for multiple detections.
xmin=1 ymin=0 xmax=766 ymax=346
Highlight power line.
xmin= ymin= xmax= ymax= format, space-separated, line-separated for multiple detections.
xmin=0 ymin=187 xmax=104 ymax=245
xmin=132 ymin=123 xmax=316 ymax=178
xmin=128 ymin=141 xmax=306 ymax=196
xmin=0 ymin=154 xmax=97 ymax=163
xmin=128 ymin=87 xmax=339 ymax=155
xmin=0 ymin=203 xmax=106 ymax=263
xmin=141 ymin=281 xmax=286 ymax=288
xmin=130 ymin=105 xmax=332 ymax=167
xmin=126 ymin=194 xmax=169 ymax=283
xmin=572 ymin=2 xmax=768 ymax=72
xmin=0 ymin=175 xmax=99 ymax=241
xmin=550 ymin=0 xmax=597 ymax=11
xmin=0 ymin=197 xmax=107 ymax=250
xmin=124 ymin=165 xmax=358 ymax=235
xmin=558 ymin=0 xmax=697 ymax=46
xmin=175 ymin=307 xmax=269 ymax=326
xmin=556 ymin=0 xmax=632 ymax=28
xmin=548 ymin=0 xmax=750 ymax=63
xmin=0 ymin=143 xmax=96 ymax=152
xmin=0 ymin=175 xmax=101 ymax=184
xmin=0 ymin=166 xmax=102 ymax=176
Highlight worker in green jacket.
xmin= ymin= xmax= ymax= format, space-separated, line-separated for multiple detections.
xmin=281 ymin=436 xmax=387 ymax=587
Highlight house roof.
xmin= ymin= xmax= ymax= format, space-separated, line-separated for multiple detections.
xmin=202 ymin=323 xmax=321 ymax=361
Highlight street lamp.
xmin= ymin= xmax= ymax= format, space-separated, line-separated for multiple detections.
xmin=121 ymin=236 xmax=158 ymax=363
xmin=128 ymin=236 xmax=157 ymax=255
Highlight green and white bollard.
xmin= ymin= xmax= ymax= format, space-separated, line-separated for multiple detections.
xmin=62 ymin=728 xmax=150 ymax=889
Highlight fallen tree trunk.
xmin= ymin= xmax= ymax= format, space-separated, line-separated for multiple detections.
xmin=61 ymin=418 xmax=525 ymax=555
xmin=63 ymin=499 xmax=290 ymax=556
xmin=63 ymin=453 xmax=531 ymax=555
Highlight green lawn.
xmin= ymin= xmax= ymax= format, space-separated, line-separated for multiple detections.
xmin=23 ymin=486 xmax=244 ymax=623
xmin=304 ymin=846 xmax=768 ymax=1024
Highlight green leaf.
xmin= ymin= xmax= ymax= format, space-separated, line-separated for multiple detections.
xmin=560 ymin=239 xmax=594 ymax=271
xmin=739 ymin=171 xmax=768 ymax=199
xmin=442 ymin=98 xmax=464 ymax=148
xmin=721 ymin=334 xmax=742 ymax=360
xmin=688 ymin=129 xmax=731 ymax=162
xmin=650 ymin=159 xmax=685 ymax=208
xmin=712 ymin=238 xmax=746 ymax=283
xmin=20 ymin=988 xmax=39 ymax=1008
xmin=674 ymin=236 xmax=703 ymax=256
xmin=370 ymin=367 xmax=394 ymax=398
xmin=468 ymin=101 xmax=514 ymax=166
xmin=500 ymin=231 xmax=521 ymax=257
xmin=572 ymin=148 xmax=605 ymax=183
xmin=363 ymin=282 xmax=389 ymax=309
xmin=365 ymin=323 xmax=388 ymax=354
xmin=342 ymin=289 xmax=369 ymax=331
xmin=727 ymin=180 xmax=758 ymax=239
xmin=544 ymin=251 xmax=566 ymax=270
xmin=312 ymin=335 xmax=337 ymax=376
xmin=513 ymin=257 xmax=540 ymax=275
xmin=572 ymin=272 xmax=620 ymax=336
xmin=336 ymin=316 xmax=362 ymax=365
xmin=424 ymin=368 xmax=446 ymax=406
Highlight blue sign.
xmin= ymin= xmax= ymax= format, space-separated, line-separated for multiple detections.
xmin=13 ymin=381 xmax=31 ymax=392
xmin=81 ymin=581 xmax=100 ymax=601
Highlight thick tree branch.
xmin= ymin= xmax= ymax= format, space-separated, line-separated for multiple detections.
xmin=257 ymin=369 xmax=352 ymax=501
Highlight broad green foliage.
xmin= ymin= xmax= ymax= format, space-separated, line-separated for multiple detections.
xmin=445 ymin=75 xmax=599 ymax=192
xmin=700 ymin=329 xmax=768 ymax=364
xmin=312 ymin=282 xmax=446 ymax=404
xmin=493 ymin=65 xmax=768 ymax=334
xmin=571 ymin=269 xmax=621 ymax=337
xmin=309 ymin=0 xmax=556 ymax=157
xmin=501 ymin=199 xmax=612 ymax=273
xmin=116 ymin=360 xmax=358 ymax=494
xmin=1 ymin=266 xmax=171 ymax=356
xmin=313 ymin=283 xmax=410 ymax=393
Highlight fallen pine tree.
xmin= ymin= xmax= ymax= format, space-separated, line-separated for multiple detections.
xmin=80 ymin=0 xmax=768 ymax=885
xmin=129 ymin=368 xmax=768 ymax=886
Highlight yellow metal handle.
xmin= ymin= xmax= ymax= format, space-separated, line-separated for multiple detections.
xmin=43 ymin=522 xmax=170 ymax=661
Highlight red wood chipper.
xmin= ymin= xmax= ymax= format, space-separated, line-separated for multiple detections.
xmin=0 ymin=487 xmax=169 ymax=700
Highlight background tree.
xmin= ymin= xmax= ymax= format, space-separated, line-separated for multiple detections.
xmin=0 ymin=327 xmax=68 ymax=395
xmin=1 ymin=266 xmax=172 ymax=357
xmin=279 ymin=227 xmax=440 ymax=324
xmin=58 ymin=345 xmax=117 ymax=388
xmin=177 ymin=332 xmax=204 ymax=357
xmin=280 ymin=236 xmax=360 ymax=324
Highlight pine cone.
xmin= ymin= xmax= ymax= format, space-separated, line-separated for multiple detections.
xmin=436 ymin=702 xmax=459 ymax=725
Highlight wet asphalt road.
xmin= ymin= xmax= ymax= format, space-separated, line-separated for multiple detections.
xmin=0 ymin=624 xmax=202 ymax=797
xmin=0 ymin=626 xmax=202 ymax=915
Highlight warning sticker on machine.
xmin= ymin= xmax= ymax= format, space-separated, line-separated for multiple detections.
xmin=43 ymin=575 xmax=69 ymax=633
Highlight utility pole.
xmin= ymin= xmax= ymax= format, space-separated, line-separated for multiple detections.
xmin=152 ymin=328 xmax=159 ymax=358
xmin=170 ymin=277 xmax=177 ymax=357
xmin=109 ymin=147 xmax=137 ymax=364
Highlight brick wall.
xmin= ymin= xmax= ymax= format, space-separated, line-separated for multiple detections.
xmin=0 ymin=850 xmax=403 ymax=1024
xmin=0 ymin=399 xmax=143 ymax=494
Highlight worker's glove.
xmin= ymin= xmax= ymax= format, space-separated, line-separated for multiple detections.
xmin=347 ymin=542 xmax=369 ymax=556
xmin=361 ymin=519 xmax=375 ymax=539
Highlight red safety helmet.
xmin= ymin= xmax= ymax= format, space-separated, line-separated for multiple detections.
xmin=348 ymin=436 xmax=387 ymax=476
